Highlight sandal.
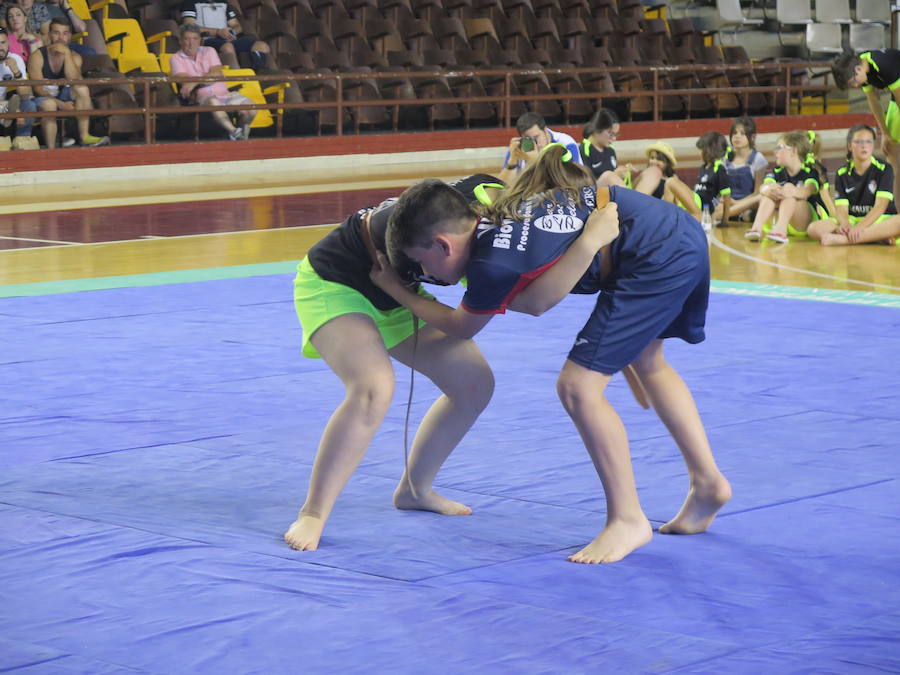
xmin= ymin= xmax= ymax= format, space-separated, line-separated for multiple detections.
xmin=766 ymin=232 xmax=789 ymax=244
xmin=744 ymin=230 xmax=761 ymax=241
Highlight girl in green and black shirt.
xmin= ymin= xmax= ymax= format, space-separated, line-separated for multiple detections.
xmin=745 ymin=131 xmax=821 ymax=244
xmin=807 ymin=124 xmax=900 ymax=245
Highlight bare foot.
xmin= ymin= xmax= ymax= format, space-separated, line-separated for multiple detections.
xmin=567 ymin=516 xmax=653 ymax=564
xmin=393 ymin=483 xmax=472 ymax=516
xmin=820 ymin=233 xmax=846 ymax=247
xmin=659 ymin=475 xmax=732 ymax=535
xmin=283 ymin=514 xmax=325 ymax=551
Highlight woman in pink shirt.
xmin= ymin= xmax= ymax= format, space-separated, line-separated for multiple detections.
xmin=5 ymin=5 xmax=42 ymax=62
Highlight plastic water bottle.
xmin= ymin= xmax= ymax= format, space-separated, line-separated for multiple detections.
xmin=701 ymin=206 xmax=713 ymax=234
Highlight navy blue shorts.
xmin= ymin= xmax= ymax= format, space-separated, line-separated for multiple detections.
xmin=567 ymin=213 xmax=709 ymax=375
xmin=204 ymin=35 xmax=258 ymax=53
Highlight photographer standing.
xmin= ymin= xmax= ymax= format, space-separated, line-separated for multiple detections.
xmin=498 ymin=112 xmax=581 ymax=185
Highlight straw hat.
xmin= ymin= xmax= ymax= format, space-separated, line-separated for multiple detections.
xmin=645 ymin=141 xmax=677 ymax=169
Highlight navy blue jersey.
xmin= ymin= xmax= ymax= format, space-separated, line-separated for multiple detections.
xmin=462 ymin=185 xmax=706 ymax=313
xmin=462 ymin=186 xmax=597 ymax=313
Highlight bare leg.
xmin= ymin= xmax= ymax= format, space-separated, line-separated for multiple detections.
xmin=768 ymin=197 xmax=810 ymax=239
xmin=218 ymin=41 xmax=240 ymax=68
xmin=38 ymin=98 xmax=58 ymax=149
xmin=806 ymin=218 xmax=837 ymax=242
xmin=822 ymin=214 xmax=900 ymax=245
xmin=73 ymin=85 xmax=92 ymax=140
xmin=633 ymin=165 xmax=663 ymax=196
xmin=557 ymin=360 xmax=652 ymax=564
xmin=596 ymin=170 xmax=626 ymax=189
xmin=200 ymin=96 xmax=238 ymax=134
xmin=726 ymin=193 xmax=761 ymax=219
xmin=632 ymin=340 xmax=731 ymax=534
xmin=746 ymin=194 xmax=776 ymax=238
xmin=388 ymin=325 xmax=494 ymax=515
xmin=284 ymin=314 xmax=396 ymax=551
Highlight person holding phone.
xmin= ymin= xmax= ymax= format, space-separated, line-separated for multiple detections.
xmin=498 ymin=112 xmax=581 ymax=185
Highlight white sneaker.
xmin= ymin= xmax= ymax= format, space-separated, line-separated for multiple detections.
xmin=228 ymin=127 xmax=242 ymax=141
xmin=62 ymin=137 xmax=77 ymax=147
xmin=240 ymin=123 xmax=251 ymax=140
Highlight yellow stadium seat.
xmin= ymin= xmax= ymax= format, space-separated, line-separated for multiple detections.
xmin=117 ymin=53 xmax=162 ymax=75
xmin=69 ymin=0 xmax=91 ymax=21
xmin=222 ymin=67 xmax=273 ymax=129
xmin=103 ymin=18 xmax=150 ymax=60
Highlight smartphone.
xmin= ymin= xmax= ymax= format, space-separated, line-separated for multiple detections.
xmin=520 ymin=137 xmax=535 ymax=152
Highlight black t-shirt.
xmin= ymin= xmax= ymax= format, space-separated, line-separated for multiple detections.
xmin=764 ymin=164 xmax=820 ymax=191
xmin=693 ymin=160 xmax=731 ymax=209
xmin=862 ymin=49 xmax=900 ymax=92
xmin=306 ymin=174 xmax=500 ymax=311
xmin=834 ymin=157 xmax=897 ymax=216
xmin=581 ymin=140 xmax=617 ymax=180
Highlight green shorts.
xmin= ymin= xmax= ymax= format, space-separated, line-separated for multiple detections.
xmin=848 ymin=214 xmax=893 ymax=226
xmin=293 ymin=257 xmax=433 ymax=359
xmin=886 ymin=101 xmax=900 ymax=143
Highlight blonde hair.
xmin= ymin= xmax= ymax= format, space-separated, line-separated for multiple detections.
xmin=487 ymin=144 xmax=594 ymax=223
xmin=777 ymin=131 xmax=813 ymax=165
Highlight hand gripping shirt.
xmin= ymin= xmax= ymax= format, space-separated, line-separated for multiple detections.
xmin=462 ymin=184 xmax=708 ymax=314
xmin=306 ymin=174 xmax=500 ymax=311
xmin=834 ymin=157 xmax=897 ymax=217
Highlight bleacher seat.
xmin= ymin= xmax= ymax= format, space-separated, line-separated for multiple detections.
xmin=849 ymin=22 xmax=886 ymax=51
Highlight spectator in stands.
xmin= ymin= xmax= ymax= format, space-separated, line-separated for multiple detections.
xmin=808 ymin=123 xmax=900 ymax=246
xmin=179 ymin=0 xmax=268 ymax=70
xmin=170 ymin=23 xmax=256 ymax=141
xmin=0 ymin=0 xmax=50 ymax=40
xmin=744 ymin=131 xmax=821 ymax=244
xmin=723 ymin=116 xmax=767 ymax=222
xmin=693 ymin=131 xmax=732 ymax=225
xmin=833 ymin=50 xmax=900 ymax=205
xmin=498 ymin=112 xmax=581 ymax=185
xmin=581 ymin=108 xmax=631 ymax=183
xmin=25 ymin=17 xmax=109 ymax=147
xmin=0 ymin=27 xmax=27 ymax=134
xmin=44 ymin=0 xmax=96 ymax=55
xmin=4 ymin=5 xmax=41 ymax=63
xmin=598 ymin=140 xmax=700 ymax=218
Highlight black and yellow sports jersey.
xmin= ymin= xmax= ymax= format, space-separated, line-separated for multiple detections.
xmin=581 ymin=140 xmax=618 ymax=179
xmin=764 ymin=164 xmax=820 ymax=192
xmin=834 ymin=157 xmax=897 ymax=216
xmin=861 ymin=49 xmax=900 ymax=92
xmin=306 ymin=174 xmax=500 ymax=310
xmin=693 ymin=160 xmax=731 ymax=209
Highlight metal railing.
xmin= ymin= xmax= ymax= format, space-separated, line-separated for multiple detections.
xmin=0 ymin=60 xmax=836 ymax=145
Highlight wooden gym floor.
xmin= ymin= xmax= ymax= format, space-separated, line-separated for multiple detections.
xmin=1 ymin=160 xmax=899 ymax=300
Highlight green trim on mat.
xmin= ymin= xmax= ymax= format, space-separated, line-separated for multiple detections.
xmin=711 ymin=281 xmax=900 ymax=308
xmin=0 ymin=261 xmax=299 ymax=298
xmin=2 ymin=264 xmax=900 ymax=309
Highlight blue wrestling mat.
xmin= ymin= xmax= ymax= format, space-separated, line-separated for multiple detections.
xmin=1 ymin=275 xmax=898 ymax=673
